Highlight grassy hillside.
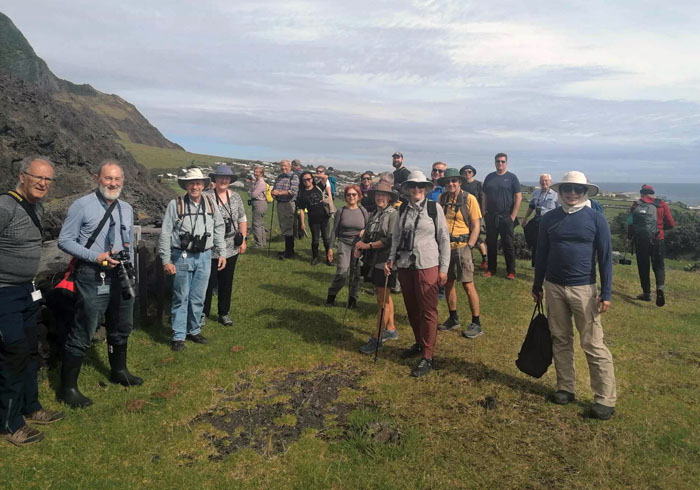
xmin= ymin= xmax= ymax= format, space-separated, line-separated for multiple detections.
xmin=119 ymin=139 xmax=252 ymax=169
xmin=1 ymin=199 xmax=698 ymax=489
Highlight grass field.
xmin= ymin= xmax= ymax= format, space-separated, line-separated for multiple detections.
xmin=2 ymin=198 xmax=699 ymax=489
xmin=119 ymin=139 xmax=254 ymax=169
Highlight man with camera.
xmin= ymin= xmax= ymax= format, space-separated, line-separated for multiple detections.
xmin=1 ymin=156 xmax=64 ymax=446
xmin=57 ymin=160 xmax=142 ymax=409
xmin=159 ymin=168 xmax=226 ymax=351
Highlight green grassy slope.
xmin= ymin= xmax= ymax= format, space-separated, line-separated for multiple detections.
xmin=119 ymin=139 xmax=252 ymax=169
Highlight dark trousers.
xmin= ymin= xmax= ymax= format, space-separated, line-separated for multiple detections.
xmin=485 ymin=212 xmax=515 ymax=274
xmin=309 ymin=217 xmax=331 ymax=258
xmin=0 ymin=284 xmax=42 ymax=433
xmin=635 ymin=238 xmax=666 ymax=293
xmin=204 ymin=254 xmax=239 ymax=317
xmin=64 ymin=265 xmax=134 ymax=358
xmin=398 ymin=267 xmax=439 ymax=359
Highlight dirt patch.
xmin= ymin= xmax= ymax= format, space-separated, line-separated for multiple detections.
xmin=126 ymin=399 xmax=147 ymax=412
xmin=193 ymin=364 xmax=379 ymax=458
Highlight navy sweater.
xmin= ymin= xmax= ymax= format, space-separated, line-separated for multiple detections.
xmin=533 ymin=206 xmax=612 ymax=301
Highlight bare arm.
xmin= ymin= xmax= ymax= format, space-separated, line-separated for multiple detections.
xmin=511 ymin=192 xmax=522 ymax=221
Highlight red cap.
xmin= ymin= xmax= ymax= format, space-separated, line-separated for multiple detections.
xmin=641 ymin=184 xmax=655 ymax=194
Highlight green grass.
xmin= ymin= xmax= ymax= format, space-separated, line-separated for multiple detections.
xmin=1 ymin=200 xmax=699 ymax=489
xmin=119 ymin=139 xmax=253 ymax=169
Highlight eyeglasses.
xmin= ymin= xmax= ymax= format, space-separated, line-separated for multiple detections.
xmin=361 ymin=177 xmax=372 ymax=181
xmin=431 ymin=169 xmax=445 ymax=174
xmin=405 ymin=183 xmax=427 ymax=189
xmin=22 ymin=171 xmax=55 ymax=183
xmin=301 ymin=178 xmax=312 ymax=182
xmin=559 ymin=184 xmax=587 ymax=194
xmin=345 ymin=193 xmax=358 ymax=197
xmin=464 ymin=169 xmax=474 ymax=174
xmin=495 ymin=159 xmax=506 ymax=163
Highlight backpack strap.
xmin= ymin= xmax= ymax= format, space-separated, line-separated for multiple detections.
xmin=399 ymin=200 xmax=439 ymax=242
xmin=176 ymin=195 xmax=184 ymax=219
xmin=3 ymin=191 xmax=43 ymax=235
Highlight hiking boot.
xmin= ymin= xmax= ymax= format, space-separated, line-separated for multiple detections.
xmin=637 ymin=292 xmax=652 ymax=301
xmin=25 ymin=409 xmax=65 ymax=425
xmin=411 ymin=358 xmax=433 ymax=377
xmin=479 ymin=260 xmax=488 ymax=270
xmin=170 ymin=340 xmax=186 ymax=352
xmin=400 ymin=343 xmax=423 ymax=359
xmin=506 ymin=273 xmax=515 ymax=280
xmin=656 ymin=289 xmax=665 ymax=307
xmin=326 ymin=259 xmax=333 ymax=266
xmin=1 ymin=425 xmax=44 ymax=447
xmin=219 ymin=315 xmax=234 ymax=326
xmin=186 ymin=333 xmax=208 ymax=344
xmin=462 ymin=322 xmax=483 ymax=339
xmin=589 ymin=403 xmax=615 ymax=420
xmin=438 ymin=316 xmax=460 ymax=331
xmin=108 ymin=343 xmax=143 ymax=387
xmin=311 ymin=257 xmax=320 ymax=266
xmin=482 ymin=271 xmax=493 ymax=278
xmin=57 ymin=353 xmax=93 ymax=409
xmin=278 ymin=252 xmax=286 ymax=261
xmin=381 ymin=328 xmax=399 ymax=342
xmin=359 ymin=337 xmax=383 ymax=354
xmin=549 ymin=390 xmax=575 ymax=405
xmin=325 ymin=294 xmax=336 ymax=307
xmin=347 ymin=297 xmax=358 ymax=309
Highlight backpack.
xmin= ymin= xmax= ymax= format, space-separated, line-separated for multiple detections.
xmin=398 ymin=199 xmax=438 ymax=241
xmin=438 ymin=190 xmax=470 ymax=228
xmin=515 ymin=303 xmax=552 ymax=378
xmin=176 ymin=194 xmax=216 ymax=218
xmin=265 ymin=183 xmax=274 ymax=203
xmin=631 ymin=199 xmax=659 ymax=239
xmin=328 ymin=175 xmax=337 ymax=196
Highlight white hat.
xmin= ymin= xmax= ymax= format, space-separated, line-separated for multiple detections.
xmin=551 ymin=171 xmax=599 ymax=197
xmin=178 ymin=167 xmax=211 ymax=190
xmin=400 ymin=170 xmax=434 ymax=192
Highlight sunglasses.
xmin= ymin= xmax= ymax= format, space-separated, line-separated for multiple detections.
xmin=405 ymin=182 xmax=427 ymax=189
xmin=447 ymin=178 xmax=461 ymax=184
xmin=464 ymin=169 xmax=474 ymax=174
xmin=431 ymin=169 xmax=445 ymax=174
xmin=560 ymin=184 xmax=588 ymax=194
xmin=495 ymin=159 xmax=506 ymax=163
xmin=301 ymin=178 xmax=313 ymax=182
xmin=361 ymin=177 xmax=372 ymax=181
xmin=345 ymin=193 xmax=359 ymax=197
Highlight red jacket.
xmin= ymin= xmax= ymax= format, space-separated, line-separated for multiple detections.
xmin=629 ymin=195 xmax=675 ymax=240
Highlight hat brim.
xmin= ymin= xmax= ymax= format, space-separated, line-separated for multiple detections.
xmin=209 ymin=173 xmax=238 ymax=183
xmin=368 ymin=188 xmax=399 ymax=202
xmin=178 ymin=177 xmax=211 ymax=190
xmin=551 ymin=182 xmax=599 ymax=197
xmin=437 ymin=175 xmax=467 ymax=187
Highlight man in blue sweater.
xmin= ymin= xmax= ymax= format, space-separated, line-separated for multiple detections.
xmin=532 ymin=171 xmax=616 ymax=420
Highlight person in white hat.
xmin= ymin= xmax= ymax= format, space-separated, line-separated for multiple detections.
xmin=159 ymin=167 xmax=227 ymax=351
xmin=532 ymin=170 xmax=617 ymax=420
xmin=385 ymin=170 xmax=450 ymax=377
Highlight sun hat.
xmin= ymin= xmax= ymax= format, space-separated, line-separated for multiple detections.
xmin=208 ymin=164 xmax=237 ymax=182
xmin=459 ymin=164 xmax=476 ymax=177
xmin=178 ymin=167 xmax=211 ymax=190
xmin=368 ymin=180 xmax=399 ymax=202
xmin=400 ymin=170 xmax=434 ymax=193
xmin=437 ymin=168 xmax=467 ymax=187
xmin=550 ymin=171 xmax=599 ymax=197
xmin=640 ymin=184 xmax=655 ymax=195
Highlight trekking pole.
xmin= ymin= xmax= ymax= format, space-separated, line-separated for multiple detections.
xmin=267 ymin=199 xmax=276 ymax=257
xmin=374 ymin=272 xmax=391 ymax=363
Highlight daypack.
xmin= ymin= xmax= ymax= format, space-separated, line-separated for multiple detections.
xmin=265 ymin=183 xmax=274 ymax=203
xmin=328 ymin=175 xmax=337 ymax=196
xmin=631 ymin=199 xmax=659 ymax=239
xmin=398 ymin=199 xmax=438 ymax=241
xmin=515 ymin=302 xmax=553 ymax=378
xmin=438 ymin=190 xmax=471 ymax=228
xmin=176 ymin=194 xmax=216 ymax=218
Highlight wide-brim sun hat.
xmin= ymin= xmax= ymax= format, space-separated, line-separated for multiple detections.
xmin=550 ymin=171 xmax=599 ymax=197
xmin=437 ymin=168 xmax=467 ymax=187
xmin=208 ymin=164 xmax=237 ymax=182
xmin=368 ymin=181 xmax=399 ymax=202
xmin=400 ymin=170 xmax=434 ymax=192
xmin=178 ymin=167 xmax=211 ymax=190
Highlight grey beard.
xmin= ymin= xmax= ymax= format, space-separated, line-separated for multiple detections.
xmin=99 ymin=184 xmax=122 ymax=201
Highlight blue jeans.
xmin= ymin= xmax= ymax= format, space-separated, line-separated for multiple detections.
xmin=171 ymin=249 xmax=212 ymax=341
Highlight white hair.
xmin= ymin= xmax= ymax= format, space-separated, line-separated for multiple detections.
xmin=539 ymin=173 xmax=552 ymax=181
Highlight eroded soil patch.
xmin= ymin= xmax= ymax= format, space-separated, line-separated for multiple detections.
xmin=193 ymin=364 xmax=385 ymax=458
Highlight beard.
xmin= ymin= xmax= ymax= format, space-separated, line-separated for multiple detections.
xmin=99 ymin=184 xmax=122 ymax=201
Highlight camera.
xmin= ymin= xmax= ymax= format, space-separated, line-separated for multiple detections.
xmin=110 ymin=250 xmax=137 ymax=300
xmin=190 ymin=232 xmax=211 ymax=253
xmin=179 ymin=231 xmax=192 ymax=250
xmin=224 ymin=219 xmax=233 ymax=236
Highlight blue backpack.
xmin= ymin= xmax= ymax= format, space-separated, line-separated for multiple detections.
xmin=328 ymin=175 xmax=337 ymax=196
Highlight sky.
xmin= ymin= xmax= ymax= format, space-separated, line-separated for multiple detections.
xmin=4 ymin=1 xmax=700 ymax=182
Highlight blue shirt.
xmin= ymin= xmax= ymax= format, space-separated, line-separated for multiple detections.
xmin=58 ymin=191 xmax=133 ymax=263
xmin=426 ymin=185 xmax=444 ymax=202
xmin=533 ymin=207 xmax=612 ymax=301
xmin=529 ymin=189 xmax=559 ymax=217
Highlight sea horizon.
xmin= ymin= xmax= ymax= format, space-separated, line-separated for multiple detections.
xmin=522 ymin=181 xmax=700 ymax=206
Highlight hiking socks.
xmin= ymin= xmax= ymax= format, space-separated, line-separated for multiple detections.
xmin=472 ymin=315 xmax=481 ymax=325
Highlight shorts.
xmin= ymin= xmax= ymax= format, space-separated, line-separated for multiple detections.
xmin=447 ymin=246 xmax=474 ymax=283
xmin=475 ymin=236 xmax=485 ymax=246
xmin=368 ymin=267 xmax=397 ymax=289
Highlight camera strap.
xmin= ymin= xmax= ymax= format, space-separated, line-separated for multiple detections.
xmin=94 ymin=190 xmax=126 ymax=251
xmin=215 ymin=190 xmax=237 ymax=231
xmin=3 ymin=191 xmax=43 ymax=235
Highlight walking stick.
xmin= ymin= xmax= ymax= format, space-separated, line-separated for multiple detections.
xmin=374 ymin=272 xmax=391 ymax=363
xmin=267 ymin=199 xmax=276 ymax=257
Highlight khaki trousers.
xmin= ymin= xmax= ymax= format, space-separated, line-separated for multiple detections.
xmin=544 ymin=280 xmax=617 ymax=407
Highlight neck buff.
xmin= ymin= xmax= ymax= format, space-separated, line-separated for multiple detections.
xmin=558 ymin=195 xmax=591 ymax=214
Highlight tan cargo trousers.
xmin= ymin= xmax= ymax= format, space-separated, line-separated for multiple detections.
xmin=544 ymin=280 xmax=617 ymax=407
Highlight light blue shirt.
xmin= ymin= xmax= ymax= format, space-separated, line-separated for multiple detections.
xmin=426 ymin=185 xmax=444 ymax=202
xmin=58 ymin=191 xmax=133 ymax=263
xmin=530 ymin=189 xmax=559 ymax=217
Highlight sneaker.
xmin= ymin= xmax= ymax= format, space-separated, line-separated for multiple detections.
xmin=218 ymin=315 xmax=233 ymax=326
xmin=186 ymin=333 xmax=208 ymax=344
xmin=170 ymin=340 xmax=186 ymax=352
xmin=1 ymin=425 xmax=44 ymax=446
xmin=399 ymin=343 xmax=423 ymax=359
xmin=589 ymin=403 xmax=615 ymax=420
xmin=482 ymin=271 xmax=493 ymax=278
xmin=438 ymin=316 xmax=460 ymax=331
xmin=479 ymin=260 xmax=488 ymax=270
xmin=462 ymin=323 xmax=483 ymax=339
xmin=347 ymin=297 xmax=358 ymax=309
xmin=411 ymin=358 xmax=433 ymax=377
xmin=199 ymin=315 xmax=206 ymax=327
xmin=391 ymin=284 xmax=402 ymax=294
xmin=506 ymin=273 xmax=515 ymax=280
xmin=359 ymin=337 xmax=383 ymax=354
xmin=636 ymin=293 xmax=652 ymax=301
xmin=548 ymin=390 xmax=575 ymax=405
xmin=381 ymin=328 xmax=399 ymax=342
xmin=311 ymin=257 xmax=320 ymax=266
xmin=25 ymin=409 xmax=65 ymax=425
xmin=656 ymin=289 xmax=665 ymax=307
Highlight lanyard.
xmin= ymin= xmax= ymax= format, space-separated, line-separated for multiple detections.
xmin=185 ymin=194 xmax=205 ymax=233
xmin=401 ymin=199 xmax=427 ymax=234
xmin=215 ymin=190 xmax=237 ymax=232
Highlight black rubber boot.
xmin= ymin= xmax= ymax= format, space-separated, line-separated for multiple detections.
xmin=108 ymin=343 xmax=143 ymax=387
xmin=325 ymin=294 xmax=336 ymax=307
xmin=347 ymin=297 xmax=358 ymax=309
xmin=57 ymin=353 xmax=93 ymax=409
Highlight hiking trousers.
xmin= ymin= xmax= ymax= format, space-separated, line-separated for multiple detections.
xmin=204 ymin=254 xmax=239 ymax=318
xmin=635 ymin=237 xmax=665 ymax=294
xmin=277 ymin=201 xmax=296 ymax=237
xmin=328 ymin=240 xmax=360 ymax=299
xmin=309 ymin=217 xmax=331 ymax=258
xmin=398 ymin=267 xmax=439 ymax=359
xmin=251 ymin=200 xmax=267 ymax=247
xmin=544 ymin=280 xmax=617 ymax=407
xmin=485 ymin=212 xmax=515 ymax=274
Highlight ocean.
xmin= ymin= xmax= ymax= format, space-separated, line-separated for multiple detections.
xmin=523 ymin=182 xmax=700 ymax=206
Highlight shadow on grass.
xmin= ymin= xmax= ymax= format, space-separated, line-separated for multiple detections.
xmin=611 ymin=289 xmax=646 ymax=307
xmin=257 ymin=307 xmax=357 ymax=348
